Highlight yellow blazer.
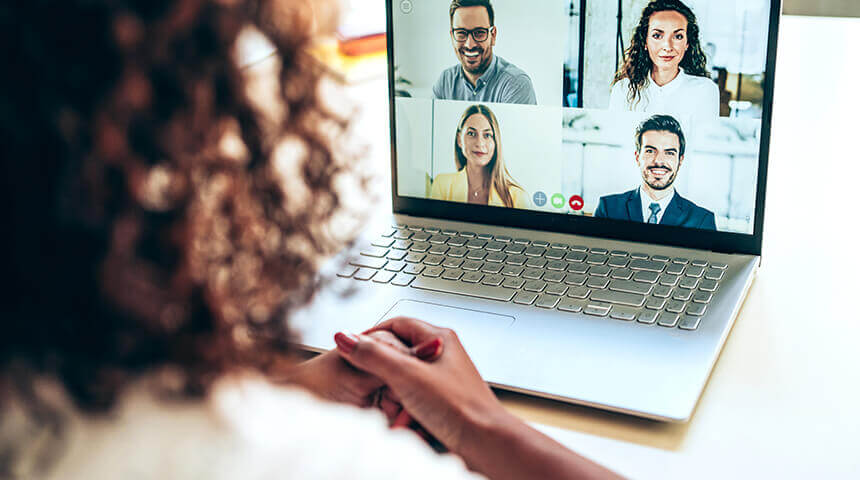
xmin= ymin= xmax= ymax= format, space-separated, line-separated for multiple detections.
xmin=430 ymin=169 xmax=530 ymax=208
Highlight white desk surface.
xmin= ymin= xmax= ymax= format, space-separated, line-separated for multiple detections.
xmin=327 ymin=15 xmax=860 ymax=479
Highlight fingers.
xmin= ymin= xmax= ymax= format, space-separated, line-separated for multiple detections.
xmin=334 ymin=332 xmax=422 ymax=385
xmin=365 ymin=316 xmax=449 ymax=348
xmin=412 ymin=337 xmax=443 ymax=361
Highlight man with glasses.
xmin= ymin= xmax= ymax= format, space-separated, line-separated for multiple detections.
xmin=433 ymin=0 xmax=537 ymax=105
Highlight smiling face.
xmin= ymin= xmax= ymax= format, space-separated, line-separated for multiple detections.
xmin=636 ymin=130 xmax=683 ymax=191
xmin=457 ymin=113 xmax=496 ymax=170
xmin=646 ymin=10 xmax=689 ymax=73
xmin=451 ymin=6 xmax=496 ymax=77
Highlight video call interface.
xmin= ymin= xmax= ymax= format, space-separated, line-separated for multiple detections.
xmin=392 ymin=0 xmax=774 ymax=235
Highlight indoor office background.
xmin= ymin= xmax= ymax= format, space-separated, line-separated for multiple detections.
xmin=561 ymin=110 xmax=759 ymax=234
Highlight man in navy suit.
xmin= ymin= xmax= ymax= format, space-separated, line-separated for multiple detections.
xmin=594 ymin=115 xmax=717 ymax=231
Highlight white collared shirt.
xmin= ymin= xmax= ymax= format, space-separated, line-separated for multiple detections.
xmin=640 ymin=186 xmax=675 ymax=224
xmin=609 ymin=68 xmax=720 ymax=129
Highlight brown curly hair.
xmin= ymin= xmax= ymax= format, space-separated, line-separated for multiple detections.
xmin=612 ymin=0 xmax=709 ymax=107
xmin=0 ymin=0 xmax=358 ymax=423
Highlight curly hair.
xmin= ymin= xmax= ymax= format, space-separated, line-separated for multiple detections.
xmin=0 ymin=0 xmax=357 ymax=429
xmin=612 ymin=0 xmax=709 ymax=107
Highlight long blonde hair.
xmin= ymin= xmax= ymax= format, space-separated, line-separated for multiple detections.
xmin=454 ymin=105 xmax=521 ymax=208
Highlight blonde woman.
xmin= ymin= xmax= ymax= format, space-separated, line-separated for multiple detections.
xmin=431 ymin=104 xmax=529 ymax=208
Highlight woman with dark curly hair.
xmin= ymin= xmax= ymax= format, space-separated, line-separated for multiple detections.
xmin=0 ymin=0 xmax=620 ymax=479
xmin=609 ymin=0 xmax=719 ymax=122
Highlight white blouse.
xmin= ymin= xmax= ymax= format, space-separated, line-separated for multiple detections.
xmin=609 ymin=68 xmax=720 ymax=130
xmin=7 ymin=377 xmax=483 ymax=480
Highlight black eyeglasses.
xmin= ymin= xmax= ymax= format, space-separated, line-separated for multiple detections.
xmin=451 ymin=27 xmax=492 ymax=42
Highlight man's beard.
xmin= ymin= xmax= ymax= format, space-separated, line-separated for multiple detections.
xmin=460 ymin=47 xmax=491 ymax=75
xmin=643 ymin=166 xmax=677 ymax=190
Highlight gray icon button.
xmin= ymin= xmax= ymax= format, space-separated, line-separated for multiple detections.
xmin=400 ymin=0 xmax=414 ymax=14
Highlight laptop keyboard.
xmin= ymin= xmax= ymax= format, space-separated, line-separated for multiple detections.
xmin=339 ymin=224 xmax=727 ymax=331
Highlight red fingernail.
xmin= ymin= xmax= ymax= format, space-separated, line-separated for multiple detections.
xmin=334 ymin=332 xmax=359 ymax=354
xmin=392 ymin=410 xmax=412 ymax=429
xmin=415 ymin=337 xmax=442 ymax=360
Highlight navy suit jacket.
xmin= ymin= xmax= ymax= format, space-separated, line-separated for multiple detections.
xmin=594 ymin=189 xmax=717 ymax=231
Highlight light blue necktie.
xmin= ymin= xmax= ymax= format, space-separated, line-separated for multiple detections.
xmin=648 ymin=203 xmax=661 ymax=224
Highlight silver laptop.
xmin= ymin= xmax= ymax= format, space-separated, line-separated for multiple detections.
xmin=294 ymin=0 xmax=781 ymax=422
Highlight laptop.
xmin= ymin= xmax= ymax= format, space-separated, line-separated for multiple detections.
xmin=293 ymin=0 xmax=781 ymax=422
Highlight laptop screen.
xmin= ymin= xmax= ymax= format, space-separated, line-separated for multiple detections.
xmin=391 ymin=0 xmax=775 ymax=236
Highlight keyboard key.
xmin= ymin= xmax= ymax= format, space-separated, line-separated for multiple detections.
xmin=410 ymin=278 xmax=516 ymax=302
xmin=441 ymin=269 xmax=464 ymax=281
xmin=691 ymin=259 xmax=708 ymax=267
xmin=406 ymin=225 xmax=423 ymax=232
xmin=386 ymin=250 xmax=408 ymax=261
xmin=485 ymin=252 xmax=507 ymax=263
xmin=535 ymin=294 xmax=561 ymax=309
xmin=504 ymin=244 xmax=526 ymax=255
xmin=446 ymin=237 xmax=467 ymax=247
xmin=481 ymin=263 xmax=503 ymax=274
xmin=607 ymin=256 xmax=629 ymax=268
xmin=505 ymin=255 xmax=527 ymax=266
xmin=631 ymin=252 xmax=649 ymax=259
xmin=522 ymin=268 xmax=544 ymax=280
xmin=384 ymin=261 xmax=406 ymax=272
xmin=422 ymin=266 xmax=443 ymax=278
xmin=502 ymin=277 xmax=526 ymax=289
xmin=523 ymin=281 xmax=547 ymax=293
xmin=466 ymin=239 xmax=487 ymax=249
xmin=441 ymin=229 xmax=458 ymax=236
xmin=442 ymin=258 xmax=464 ymax=269
xmin=447 ymin=247 xmax=468 ymax=258
xmin=545 ymin=249 xmax=566 ymax=260
xmin=567 ymin=287 xmax=591 ymax=299
xmin=411 ymin=232 xmax=432 ymax=242
xmin=543 ymin=271 xmax=565 ymax=283
xmin=629 ymin=259 xmax=665 ymax=272
xmin=525 ymin=257 xmax=547 ymax=268
xmin=409 ymin=242 xmax=430 ymax=253
xmin=476 ymin=233 xmax=493 ymax=240
xmin=550 ymin=243 xmax=569 ymax=250
xmin=679 ymin=315 xmax=702 ymax=330
xmin=380 ymin=228 xmax=396 ymax=238
xmin=404 ymin=253 xmax=426 ymax=263
xmin=462 ymin=272 xmax=484 ymax=284
xmin=652 ymin=255 xmax=670 ymax=262
xmin=501 ymin=266 xmax=524 ymax=277
xmin=393 ymin=230 xmax=413 ymax=240
xmin=481 ymin=274 xmax=504 ymax=286
xmin=485 ymin=241 xmax=506 ymax=252
xmin=373 ymin=271 xmax=396 ymax=284
xmin=423 ymin=255 xmax=444 ymax=266
xmin=558 ymin=299 xmax=585 ymax=313
xmin=611 ymin=268 xmax=634 ymax=280
xmin=652 ymin=285 xmax=672 ymax=298
xmin=591 ymin=290 xmax=646 ymax=307
xmin=659 ymin=274 xmax=680 ymax=287
xmin=524 ymin=246 xmax=546 ymax=257
xmin=657 ymin=312 xmax=680 ymax=327
xmin=565 ymin=252 xmax=588 ymax=262
xmin=638 ymin=310 xmax=658 ymax=324
xmin=422 ymin=227 xmax=440 ymax=234
xmin=589 ymin=265 xmax=611 ymax=277
xmin=391 ymin=240 xmax=412 ymax=250
xmin=679 ymin=277 xmax=699 ymax=289
xmin=692 ymin=291 xmax=713 ymax=304
xmin=462 ymin=260 xmax=484 ymax=271
xmin=586 ymin=277 xmax=610 ymax=289
xmin=608 ymin=279 xmax=653 ymax=295
xmin=673 ymin=288 xmax=693 ymax=301
xmin=337 ymin=266 xmax=358 ymax=278
xmin=494 ymin=235 xmax=512 ymax=243
xmin=666 ymin=300 xmax=686 ymax=313
xmin=672 ymin=257 xmax=690 ymax=265
xmin=372 ymin=237 xmax=395 ymax=248
xmin=403 ymin=264 xmax=425 ymax=275
xmin=460 ymin=232 xmax=476 ymax=238
xmin=610 ymin=307 xmax=637 ymax=321
xmin=545 ymin=284 xmax=569 ymax=296
xmin=645 ymin=297 xmax=667 ymax=310
xmin=665 ymin=263 xmax=685 ymax=275
xmin=513 ymin=292 xmax=538 ymax=305
xmin=711 ymin=262 xmax=728 ymax=270
xmin=546 ymin=260 xmax=568 ymax=271
xmin=428 ymin=245 xmax=449 ymax=255
xmin=704 ymin=268 xmax=724 ymax=281
xmin=351 ymin=257 xmax=387 ymax=269
xmin=564 ymin=273 xmax=587 ymax=286
xmin=513 ymin=238 xmax=531 ymax=245
xmin=391 ymin=274 xmax=415 ymax=287
xmin=428 ymin=235 xmax=450 ymax=245
xmin=584 ymin=304 xmax=611 ymax=317
xmin=633 ymin=271 xmax=660 ymax=283
xmin=466 ymin=250 xmax=488 ymax=261
xmin=586 ymin=254 xmax=609 ymax=265
xmin=570 ymin=245 xmax=589 ymax=252
xmin=699 ymin=280 xmax=719 ymax=292
xmin=353 ymin=268 xmax=377 ymax=281
xmin=361 ymin=246 xmax=389 ymax=258
xmin=686 ymin=303 xmax=707 ymax=316
xmin=567 ymin=263 xmax=590 ymax=274
xmin=610 ymin=250 xmax=629 ymax=257
xmin=590 ymin=248 xmax=609 ymax=255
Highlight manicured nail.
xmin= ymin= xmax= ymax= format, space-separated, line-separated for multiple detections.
xmin=392 ymin=410 xmax=413 ymax=429
xmin=334 ymin=332 xmax=359 ymax=354
xmin=414 ymin=337 xmax=442 ymax=360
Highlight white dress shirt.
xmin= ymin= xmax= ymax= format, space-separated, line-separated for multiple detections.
xmin=640 ymin=186 xmax=675 ymax=224
xmin=609 ymin=68 xmax=720 ymax=131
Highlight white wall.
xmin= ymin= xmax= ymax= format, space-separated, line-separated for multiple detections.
xmin=395 ymin=98 xmax=434 ymax=198
xmin=393 ymin=0 xmax=568 ymax=105
xmin=431 ymin=100 xmax=563 ymax=209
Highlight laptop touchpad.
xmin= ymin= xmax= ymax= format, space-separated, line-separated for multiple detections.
xmin=378 ymin=300 xmax=514 ymax=374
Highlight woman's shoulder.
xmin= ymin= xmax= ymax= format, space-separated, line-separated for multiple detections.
xmin=433 ymin=171 xmax=460 ymax=183
xmin=509 ymin=185 xmax=530 ymax=208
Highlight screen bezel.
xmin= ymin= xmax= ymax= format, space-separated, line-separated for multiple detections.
xmin=385 ymin=0 xmax=781 ymax=256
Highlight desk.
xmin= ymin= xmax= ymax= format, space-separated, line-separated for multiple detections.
xmin=307 ymin=15 xmax=860 ymax=478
